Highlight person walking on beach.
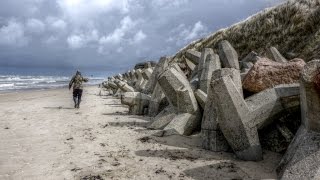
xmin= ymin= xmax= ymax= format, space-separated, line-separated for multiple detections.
xmin=69 ymin=71 xmax=88 ymax=108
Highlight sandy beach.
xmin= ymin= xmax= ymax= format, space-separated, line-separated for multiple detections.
xmin=0 ymin=86 xmax=281 ymax=180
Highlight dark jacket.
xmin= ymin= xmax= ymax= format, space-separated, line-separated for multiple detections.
xmin=69 ymin=74 xmax=88 ymax=90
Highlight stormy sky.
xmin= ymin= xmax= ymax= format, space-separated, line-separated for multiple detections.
xmin=0 ymin=0 xmax=283 ymax=72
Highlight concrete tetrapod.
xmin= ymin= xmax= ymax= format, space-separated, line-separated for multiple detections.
xmin=194 ymin=89 xmax=207 ymax=109
xmin=143 ymin=57 xmax=169 ymax=94
xmin=198 ymin=48 xmax=221 ymax=93
xmin=218 ymin=40 xmax=240 ymax=70
xmin=107 ymin=81 xmax=119 ymax=94
xmin=268 ymin=46 xmax=287 ymax=63
xmin=148 ymin=106 xmax=175 ymax=130
xmin=129 ymin=70 xmax=137 ymax=87
xmin=239 ymin=51 xmax=261 ymax=76
xmin=153 ymin=64 xmax=201 ymax=136
xmin=277 ymin=60 xmax=320 ymax=180
xmin=140 ymin=68 xmax=153 ymax=90
xmin=134 ymin=69 xmax=145 ymax=91
xmin=201 ymin=68 xmax=242 ymax=152
xmin=148 ymin=83 xmax=166 ymax=117
xmin=121 ymin=92 xmax=151 ymax=115
xmin=114 ymin=79 xmax=135 ymax=92
xmin=209 ymin=68 xmax=300 ymax=161
xmin=185 ymin=49 xmax=201 ymax=65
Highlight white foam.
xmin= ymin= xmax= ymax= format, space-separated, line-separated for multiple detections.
xmin=0 ymin=75 xmax=103 ymax=92
xmin=0 ymin=83 xmax=14 ymax=88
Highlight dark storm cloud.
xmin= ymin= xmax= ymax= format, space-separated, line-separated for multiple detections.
xmin=0 ymin=0 xmax=284 ymax=72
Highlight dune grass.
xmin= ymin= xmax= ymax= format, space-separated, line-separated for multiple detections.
xmin=175 ymin=0 xmax=320 ymax=63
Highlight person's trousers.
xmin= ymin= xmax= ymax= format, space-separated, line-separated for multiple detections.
xmin=73 ymin=89 xmax=83 ymax=102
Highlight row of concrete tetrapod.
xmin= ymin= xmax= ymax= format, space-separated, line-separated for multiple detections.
xmin=101 ymin=40 xmax=320 ymax=179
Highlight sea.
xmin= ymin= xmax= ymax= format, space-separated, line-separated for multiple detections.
xmin=0 ymin=67 xmax=107 ymax=93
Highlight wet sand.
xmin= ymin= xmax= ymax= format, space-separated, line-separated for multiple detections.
xmin=0 ymin=86 xmax=281 ymax=179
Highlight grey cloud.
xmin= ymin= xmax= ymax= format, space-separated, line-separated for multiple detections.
xmin=0 ymin=0 xmax=284 ymax=72
xmin=26 ymin=18 xmax=45 ymax=33
xmin=0 ymin=19 xmax=28 ymax=46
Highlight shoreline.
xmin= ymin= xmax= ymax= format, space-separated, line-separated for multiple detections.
xmin=0 ymin=84 xmax=99 ymax=95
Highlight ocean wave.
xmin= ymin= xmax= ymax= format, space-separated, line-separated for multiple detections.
xmin=0 ymin=75 xmax=103 ymax=92
xmin=0 ymin=83 xmax=14 ymax=88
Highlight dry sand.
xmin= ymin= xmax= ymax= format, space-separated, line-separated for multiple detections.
xmin=0 ymin=86 xmax=281 ymax=180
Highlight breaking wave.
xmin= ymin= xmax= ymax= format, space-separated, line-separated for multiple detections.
xmin=0 ymin=75 xmax=104 ymax=92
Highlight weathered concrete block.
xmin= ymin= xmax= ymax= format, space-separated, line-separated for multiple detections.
xmin=277 ymin=60 xmax=320 ymax=179
xmin=268 ymin=46 xmax=287 ymax=63
xmin=277 ymin=127 xmax=320 ymax=180
xmin=108 ymin=81 xmax=118 ymax=89
xmin=194 ymin=89 xmax=207 ymax=109
xmin=148 ymin=106 xmax=175 ymax=130
xmin=121 ymin=92 xmax=150 ymax=115
xmin=134 ymin=69 xmax=145 ymax=91
xmin=185 ymin=49 xmax=201 ymax=65
xmin=212 ymin=68 xmax=243 ymax=96
xmin=123 ymin=72 xmax=130 ymax=81
xmin=158 ymin=65 xmax=201 ymax=135
xmin=240 ymin=51 xmax=260 ymax=73
xmin=240 ymin=71 xmax=248 ymax=81
xmin=158 ymin=65 xmax=188 ymax=107
xmin=198 ymin=48 xmax=214 ymax=77
xmin=185 ymin=58 xmax=196 ymax=71
xmin=102 ymin=81 xmax=117 ymax=94
xmin=144 ymin=62 xmax=152 ymax=69
xmin=142 ymin=68 xmax=153 ymax=81
xmin=189 ymin=76 xmax=199 ymax=91
xmin=143 ymin=57 xmax=169 ymax=94
xmin=115 ymin=74 xmax=123 ymax=80
xmin=206 ymin=68 xmax=300 ymax=161
xmin=177 ymin=87 xmax=199 ymax=114
xmin=300 ymin=60 xmax=320 ymax=131
xmin=212 ymin=75 xmax=262 ymax=161
xmin=201 ymin=68 xmax=242 ymax=152
xmin=199 ymin=48 xmax=221 ymax=93
xmin=114 ymin=79 xmax=135 ymax=92
xmin=243 ymin=58 xmax=306 ymax=93
xmin=245 ymin=84 xmax=300 ymax=129
xmin=158 ymin=64 xmax=197 ymax=112
xmin=148 ymin=83 xmax=166 ymax=117
xmin=114 ymin=88 xmax=123 ymax=97
xmin=218 ymin=40 xmax=240 ymax=70
xmin=128 ymin=70 xmax=137 ymax=86
xmin=241 ymin=51 xmax=260 ymax=64
xmin=141 ymin=68 xmax=153 ymax=90
xmin=164 ymin=113 xmax=199 ymax=136
xmin=201 ymin=129 xmax=230 ymax=151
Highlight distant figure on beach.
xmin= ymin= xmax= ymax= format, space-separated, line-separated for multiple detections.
xmin=69 ymin=71 xmax=89 ymax=108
